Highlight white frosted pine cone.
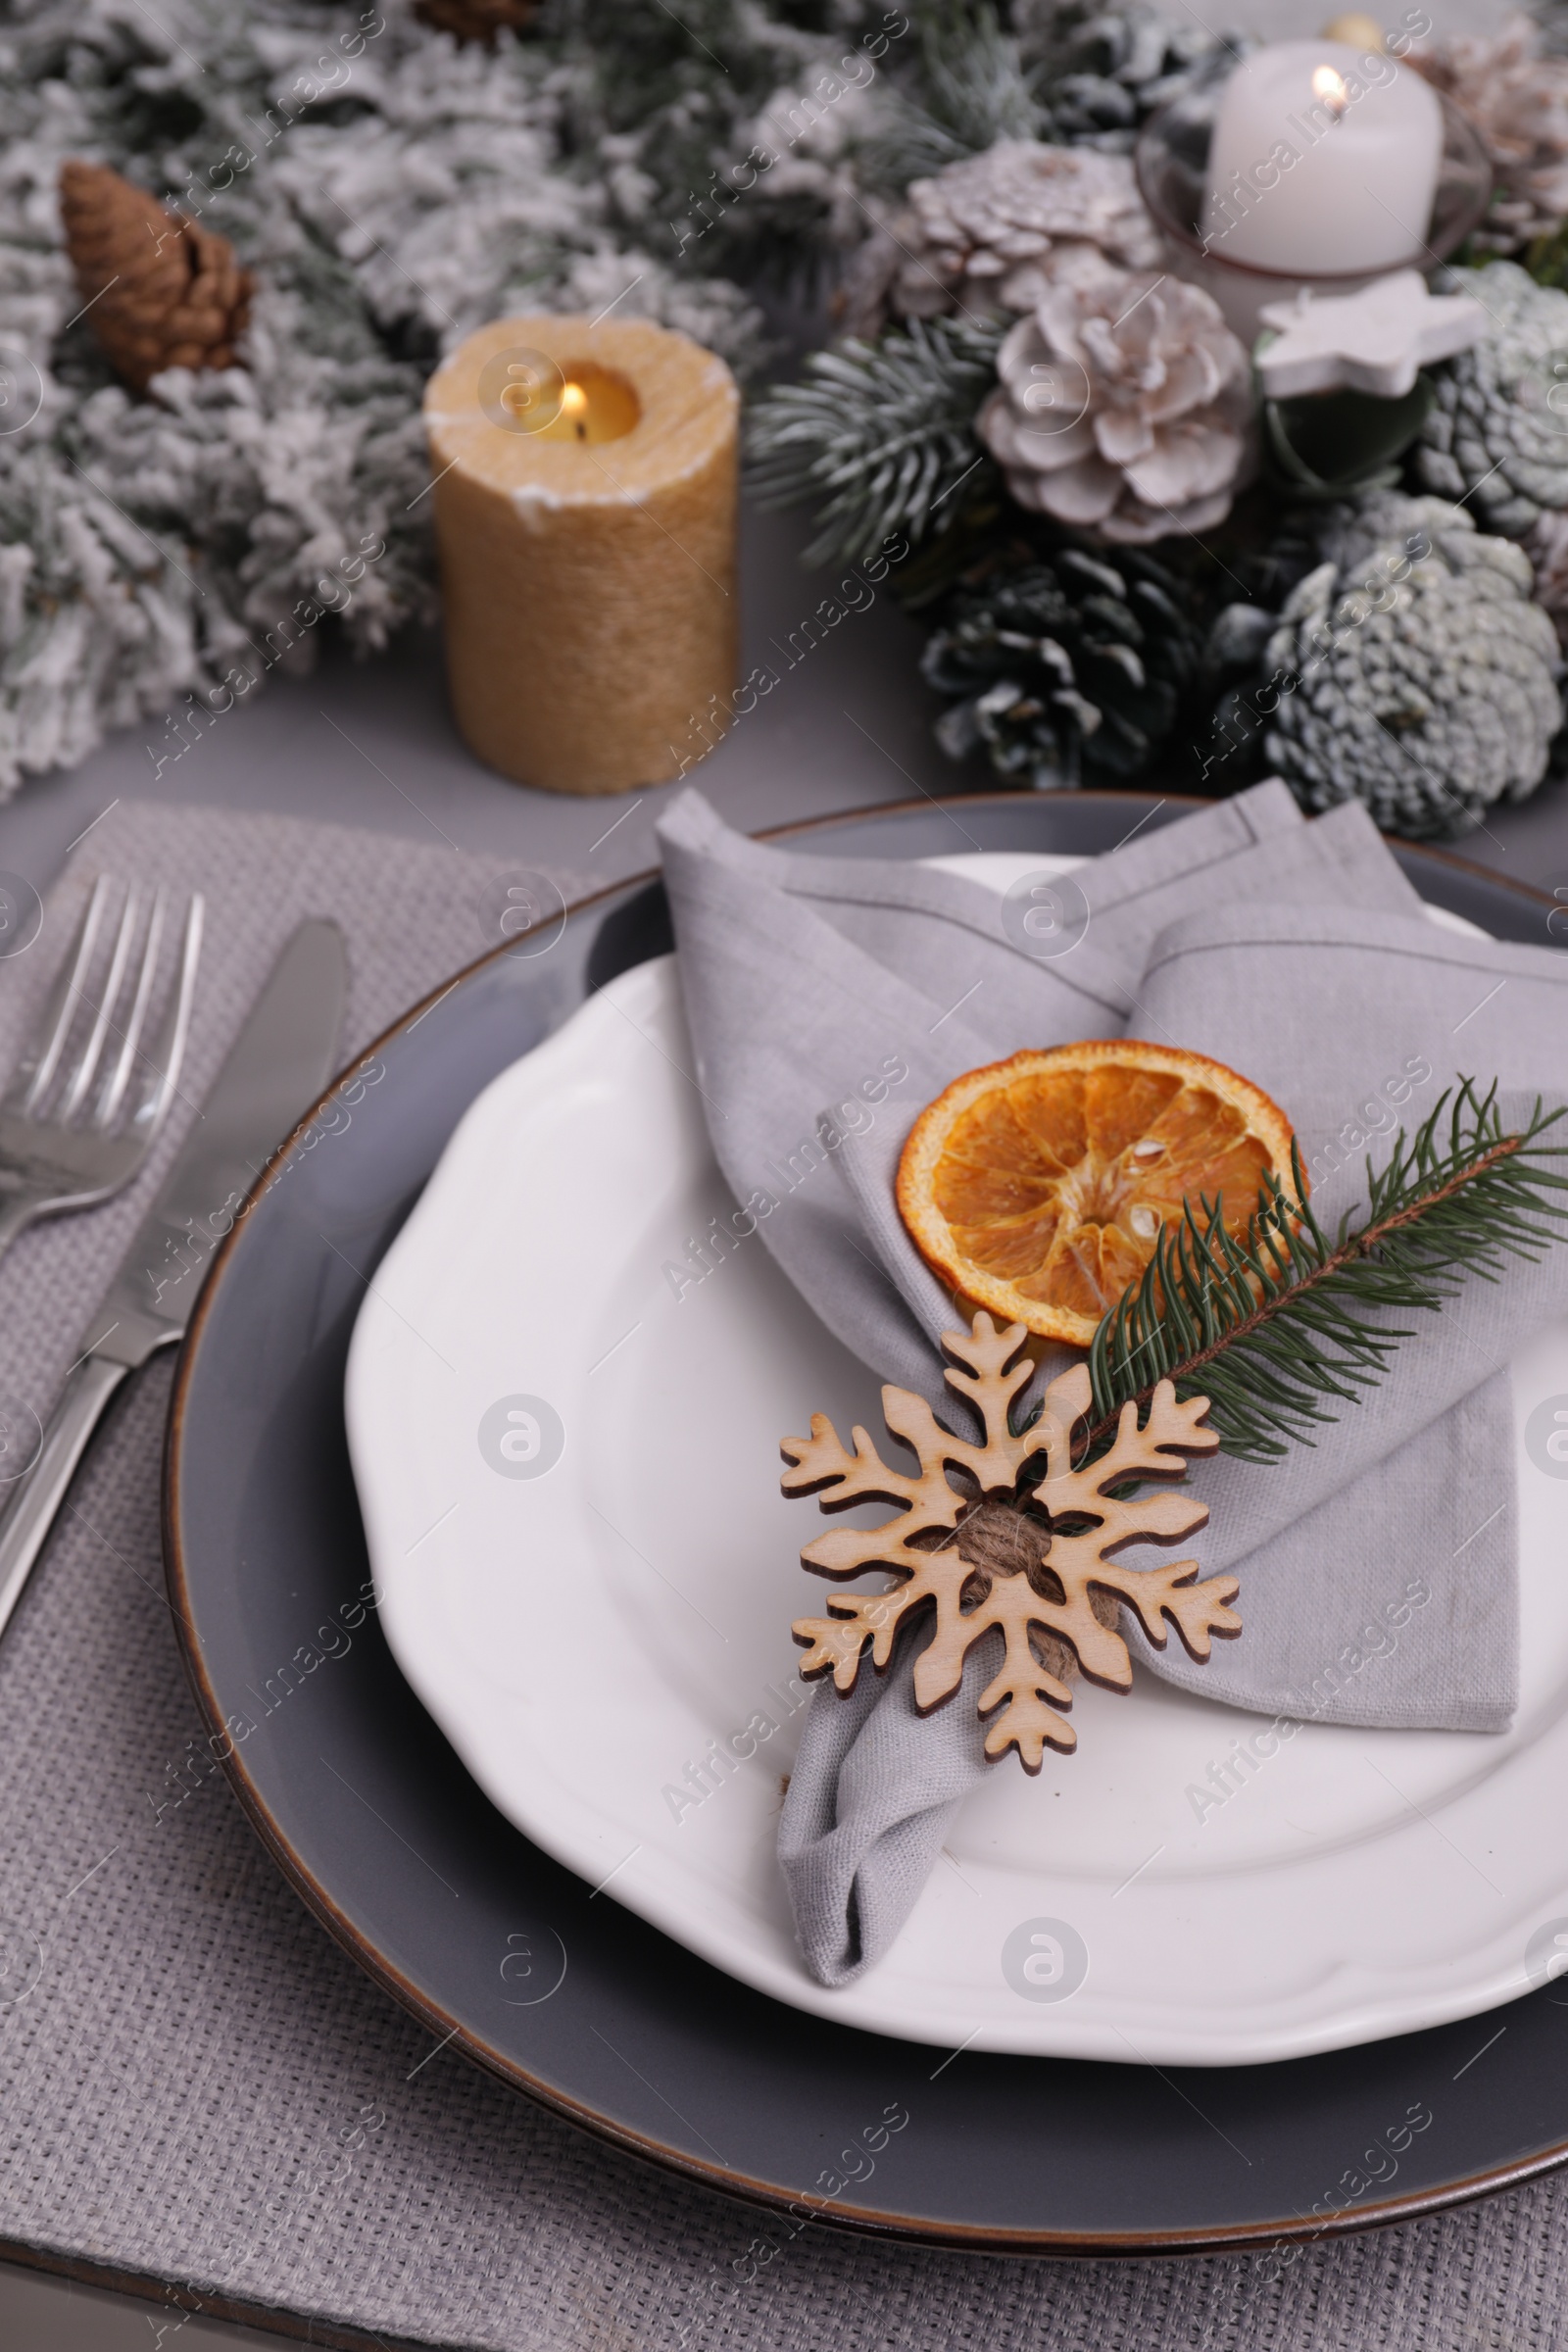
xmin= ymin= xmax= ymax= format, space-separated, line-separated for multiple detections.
xmin=1407 ymin=14 xmax=1568 ymax=253
xmin=1262 ymin=492 xmax=1563 ymax=837
xmin=891 ymin=139 xmax=1161 ymax=322
xmin=1416 ymin=264 xmax=1568 ymax=538
xmin=977 ymin=265 xmax=1252 ymax=545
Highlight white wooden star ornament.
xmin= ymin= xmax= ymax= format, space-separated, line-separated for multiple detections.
xmin=1254 ymin=270 xmax=1486 ymax=403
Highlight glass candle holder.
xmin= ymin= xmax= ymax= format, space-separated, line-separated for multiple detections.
xmin=1134 ymin=56 xmax=1492 ymax=343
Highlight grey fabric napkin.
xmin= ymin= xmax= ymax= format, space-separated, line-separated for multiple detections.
xmin=659 ymin=779 xmax=1422 ymax=1402
xmin=656 ymin=784 xmax=1568 ymax=1986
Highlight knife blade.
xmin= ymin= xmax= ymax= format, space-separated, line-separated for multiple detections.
xmin=0 ymin=917 xmax=349 ymax=1642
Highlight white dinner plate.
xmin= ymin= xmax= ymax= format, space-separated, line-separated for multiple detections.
xmin=345 ymin=857 xmax=1568 ymax=2065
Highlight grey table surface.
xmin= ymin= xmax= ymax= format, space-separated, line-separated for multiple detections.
xmin=0 ymin=0 xmax=1547 ymax=2324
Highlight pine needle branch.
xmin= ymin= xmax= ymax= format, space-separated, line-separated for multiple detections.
xmin=859 ymin=1 xmax=1046 ymax=189
xmin=1056 ymin=1079 xmax=1568 ymax=1467
xmin=745 ymin=315 xmax=1003 ymax=568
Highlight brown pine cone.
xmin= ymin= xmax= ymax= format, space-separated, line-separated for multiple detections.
xmin=414 ymin=0 xmax=534 ymax=42
xmin=59 ymin=161 xmax=254 ymax=394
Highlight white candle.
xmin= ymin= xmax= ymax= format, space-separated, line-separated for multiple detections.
xmin=1202 ymin=40 xmax=1442 ymax=275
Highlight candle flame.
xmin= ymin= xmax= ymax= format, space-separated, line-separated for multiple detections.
xmin=1311 ymin=63 xmax=1349 ymax=118
xmin=561 ymin=379 xmax=590 ymax=441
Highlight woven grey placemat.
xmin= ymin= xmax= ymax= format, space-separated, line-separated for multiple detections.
xmin=0 ymin=801 xmax=1559 ymax=2351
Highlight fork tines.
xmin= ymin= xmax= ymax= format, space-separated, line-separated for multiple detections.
xmin=8 ymin=876 xmax=204 ymax=1137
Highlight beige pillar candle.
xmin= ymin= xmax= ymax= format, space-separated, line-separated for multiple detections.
xmin=423 ymin=315 xmax=739 ymax=795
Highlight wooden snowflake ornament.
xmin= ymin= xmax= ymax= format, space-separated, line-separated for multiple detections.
xmin=782 ymin=1314 xmax=1242 ymax=1771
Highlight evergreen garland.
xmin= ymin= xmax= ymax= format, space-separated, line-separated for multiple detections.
xmin=11 ymin=0 xmax=1568 ymax=830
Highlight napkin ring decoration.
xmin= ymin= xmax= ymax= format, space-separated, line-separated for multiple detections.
xmin=781 ymin=1313 xmax=1240 ymax=1772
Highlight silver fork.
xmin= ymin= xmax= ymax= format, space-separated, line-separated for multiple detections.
xmin=0 ymin=874 xmax=204 ymax=1260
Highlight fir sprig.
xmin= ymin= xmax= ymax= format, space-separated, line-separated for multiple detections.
xmin=859 ymin=1 xmax=1045 ymax=190
xmin=746 ymin=315 xmax=1003 ymax=568
xmin=1076 ymin=1080 xmax=1568 ymax=1466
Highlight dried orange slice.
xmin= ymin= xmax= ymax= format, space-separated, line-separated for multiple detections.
xmin=897 ymin=1040 xmax=1297 ymax=1348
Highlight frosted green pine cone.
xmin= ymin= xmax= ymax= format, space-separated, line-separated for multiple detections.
xmin=922 ymin=545 xmax=1200 ymax=789
xmin=1021 ymin=4 xmax=1248 ymax=154
xmin=1260 ymin=492 xmax=1562 ymax=839
xmin=1417 ymin=263 xmax=1568 ymax=538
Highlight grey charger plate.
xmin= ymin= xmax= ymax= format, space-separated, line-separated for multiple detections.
xmin=166 ymin=790 xmax=1568 ymax=2257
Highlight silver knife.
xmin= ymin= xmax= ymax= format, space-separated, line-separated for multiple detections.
xmin=0 ymin=918 xmax=349 ymax=1642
